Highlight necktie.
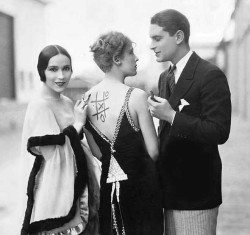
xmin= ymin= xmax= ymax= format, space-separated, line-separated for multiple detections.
xmin=168 ymin=64 xmax=176 ymax=95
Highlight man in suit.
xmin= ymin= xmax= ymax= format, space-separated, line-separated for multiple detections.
xmin=147 ymin=9 xmax=231 ymax=235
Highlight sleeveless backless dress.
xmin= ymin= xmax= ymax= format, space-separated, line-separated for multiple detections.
xmin=85 ymin=87 xmax=163 ymax=235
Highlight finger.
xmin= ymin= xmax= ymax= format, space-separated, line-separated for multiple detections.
xmin=148 ymin=107 xmax=153 ymax=115
xmin=147 ymin=106 xmax=153 ymax=115
xmin=147 ymin=96 xmax=155 ymax=106
xmin=81 ymin=93 xmax=86 ymax=100
xmin=153 ymin=96 xmax=166 ymax=103
xmin=83 ymin=93 xmax=91 ymax=103
xmin=75 ymin=100 xmax=81 ymax=107
xmin=82 ymin=104 xmax=88 ymax=111
xmin=78 ymin=100 xmax=86 ymax=109
xmin=150 ymin=110 xmax=155 ymax=117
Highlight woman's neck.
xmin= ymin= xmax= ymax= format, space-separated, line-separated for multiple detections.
xmin=41 ymin=83 xmax=61 ymax=100
xmin=104 ymin=70 xmax=125 ymax=84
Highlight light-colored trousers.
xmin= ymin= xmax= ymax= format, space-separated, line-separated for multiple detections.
xmin=164 ymin=207 xmax=219 ymax=235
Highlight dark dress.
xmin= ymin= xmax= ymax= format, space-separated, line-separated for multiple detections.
xmin=85 ymin=88 xmax=163 ymax=235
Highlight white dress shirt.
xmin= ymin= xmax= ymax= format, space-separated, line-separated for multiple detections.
xmin=170 ymin=50 xmax=193 ymax=125
xmin=173 ymin=50 xmax=193 ymax=84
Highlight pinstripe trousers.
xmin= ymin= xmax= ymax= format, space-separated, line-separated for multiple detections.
xmin=164 ymin=207 xmax=219 ymax=235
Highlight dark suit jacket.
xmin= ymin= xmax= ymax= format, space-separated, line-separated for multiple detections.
xmin=158 ymin=52 xmax=231 ymax=210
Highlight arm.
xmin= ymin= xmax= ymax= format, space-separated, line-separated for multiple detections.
xmin=73 ymin=99 xmax=88 ymax=133
xmin=133 ymin=90 xmax=159 ymax=161
xmin=172 ymin=69 xmax=231 ymax=144
xmin=83 ymin=126 xmax=102 ymax=160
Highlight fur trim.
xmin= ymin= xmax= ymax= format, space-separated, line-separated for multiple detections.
xmin=79 ymin=127 xmax=84 ymax=140
xmin=21 ymin=157 xmax=43 ymax=235
xmin=27 ymin=134 xmax=65 ymax=157
xmin=21 ymin=126 xmax=88 ymax=233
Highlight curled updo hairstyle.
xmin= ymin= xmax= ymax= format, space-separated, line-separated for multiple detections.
xmin=90 ymin=31 xmax=132 ymax=73
xmin=37 ymin=45 xmax=72 ymax=82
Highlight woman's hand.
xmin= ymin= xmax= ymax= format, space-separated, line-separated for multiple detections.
xmin=73 ymin=99 xmax=88 ymax=133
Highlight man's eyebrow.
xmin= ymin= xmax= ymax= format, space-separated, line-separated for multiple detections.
xmin=151 ymin=35 xmax=162 ymax=39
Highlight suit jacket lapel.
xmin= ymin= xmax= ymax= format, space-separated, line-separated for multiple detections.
xmin=169 ymin=52 xmax=200 ymax=110
xmin=158 ymin=52 xmax=200 ymax=136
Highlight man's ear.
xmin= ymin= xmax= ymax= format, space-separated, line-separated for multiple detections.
xmin=113 ymin=55 xmax=121 ymax=65
xmin=175 ymin=30 xmax=185 ymax=45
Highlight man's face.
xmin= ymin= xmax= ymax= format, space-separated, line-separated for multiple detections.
xmin=149 ymin=24 xmax=177 ymax=63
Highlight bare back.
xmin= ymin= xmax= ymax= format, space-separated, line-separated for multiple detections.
xmin=86 ymin=82 xmax=139 ymax=141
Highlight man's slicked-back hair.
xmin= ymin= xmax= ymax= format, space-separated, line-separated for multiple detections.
xmin=151 ymin=9 xmax=190 ymax=43
xmin=37 ymin=45 xmax=72 ymax=82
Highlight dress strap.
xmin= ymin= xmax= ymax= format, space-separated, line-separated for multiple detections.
xmin=124 ymin=87 xmax=140 ymax=132
xmin=124 ymin=87 xmax=134 ymax=107
xmin=109 ymin=87 xmax=133 ymax=150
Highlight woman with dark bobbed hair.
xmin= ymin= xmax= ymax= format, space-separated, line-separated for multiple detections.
xmin=20 ymin=45 xmax=94 ymax=235
xmin=83 ymin=32 xmax=163 ymax=235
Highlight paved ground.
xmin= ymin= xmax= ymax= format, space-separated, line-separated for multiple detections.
xmin=217 ymin=115 xmax=250 ymax=234
xmin=0 ymin=114 xmax=249 ymax=234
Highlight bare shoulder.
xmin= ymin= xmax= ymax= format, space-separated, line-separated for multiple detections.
xmin=128 ymin=88 xmax=149 ymax=114
xmin=86 ymin=82 xmax=103 ymax=94
xmin=84 ymin=86 xmax=101 ymax=102
xmin=130 ymin=88 xmax=148 ymax=104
